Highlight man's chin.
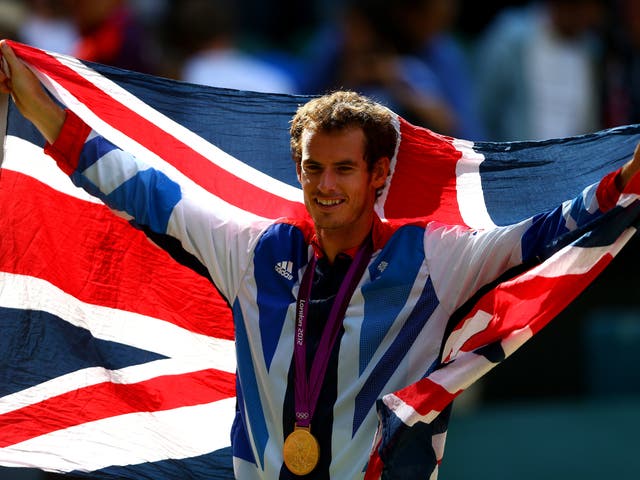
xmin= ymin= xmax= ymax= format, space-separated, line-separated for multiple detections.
xmin=310 ymin=216 xmax=346 ymax=232
xmin=313 ymin=221 xmax=343 ymax=231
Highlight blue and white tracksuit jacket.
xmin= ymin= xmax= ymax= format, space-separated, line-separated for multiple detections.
xmin=45 ymin=111 xmax=627 ymax=479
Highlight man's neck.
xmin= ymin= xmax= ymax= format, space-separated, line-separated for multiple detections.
xmin=316 ymin=223 xmax=374 ymax=264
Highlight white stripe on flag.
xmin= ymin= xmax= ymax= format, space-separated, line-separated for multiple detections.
xmin=28 ymin=50 xmax=303 ymax=204
xmin=0 ymin=272 xmax=237 ymax=372
xmin=524 ymin=230 xmax=635 ymax=279
xmin=0 ymin=357 xmax=227 ymax=416
xmin=0 ymin=397 xmax=235 ymax=473
xmin=454 ymin=138 xmax=495 ymax=229
xmin=427 ymin=350 xmax=494 ymax=397
xmin=441 ymin=310 xmax=492 ymax=362
xmin=3 ymin=135 xmax=101 ymax=203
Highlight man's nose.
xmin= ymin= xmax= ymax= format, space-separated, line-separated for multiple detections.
xmin=318 ymin=169 xmax=337 ymax=191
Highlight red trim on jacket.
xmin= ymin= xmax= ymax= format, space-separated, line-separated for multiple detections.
xmin=44 ymin=109 xmax=92 ymax=176
xmin=596 ymin=168 xmax=640 ymax=212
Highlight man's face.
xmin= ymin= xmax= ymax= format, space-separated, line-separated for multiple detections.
xmin=296 ymin=127 xmax=388 ymax=243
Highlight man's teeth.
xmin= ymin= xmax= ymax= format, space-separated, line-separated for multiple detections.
xmin=317 ymin=198 xmax=342 ymax=206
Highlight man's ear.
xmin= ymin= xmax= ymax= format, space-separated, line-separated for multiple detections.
xmin=296 ymin=161 xmax=302 ymax=184
xmin=372 ymin=157 xmax=390 ymax=190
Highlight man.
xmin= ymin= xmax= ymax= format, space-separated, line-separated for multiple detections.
xmin=1 ymin=40 xmax=639 ymax=479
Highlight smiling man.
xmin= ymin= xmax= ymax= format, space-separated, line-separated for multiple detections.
xmin=2 ymin=40 xmax=640 ymax=480
xmin=291 ymin=93 xmax=393 ymax=262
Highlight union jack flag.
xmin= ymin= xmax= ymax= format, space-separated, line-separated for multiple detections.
xmin=0 ymin=41 xmax=639 ymax=479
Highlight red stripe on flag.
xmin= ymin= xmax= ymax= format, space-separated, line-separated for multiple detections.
xmin=453 ymin=254 xmax=614 ymax=356
xmin=9 ymin=40 xmax=307 ymax=220
xmin=0 ymin=368 xmax=236 ymax=447
xmin=384 ymin=119 xmax=465 ymax=223
xmin=0 ymin=170 xmax=233 ymax=339
xmin=393 ymin=377 xmax=460 ymax=418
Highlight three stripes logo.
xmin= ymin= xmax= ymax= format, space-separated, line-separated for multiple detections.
xmin=275 ymin=260 xmax=294 ymax=280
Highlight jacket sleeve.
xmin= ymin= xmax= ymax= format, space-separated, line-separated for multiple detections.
xmin=425 ymin=170 xmax=640 ymax=314
xmin=44 ymin=110 xmax=269 ymax=302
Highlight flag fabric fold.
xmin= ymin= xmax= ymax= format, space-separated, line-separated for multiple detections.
xmin=0 ymin=41 xmax=639 ymax=479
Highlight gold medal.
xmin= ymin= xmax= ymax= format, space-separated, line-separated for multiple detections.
xmin=283 ymin=425 xmax=320 ymax=476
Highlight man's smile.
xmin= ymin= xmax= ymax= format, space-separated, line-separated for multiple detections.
xmin=315 ymin=198 xmax=345 ymax=207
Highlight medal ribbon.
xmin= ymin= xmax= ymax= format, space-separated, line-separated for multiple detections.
xmin=293 ymin=237 xmax=373 ymax=428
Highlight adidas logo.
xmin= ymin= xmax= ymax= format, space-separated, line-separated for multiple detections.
xmin=274 ymin=260 xmax=294 ymax=280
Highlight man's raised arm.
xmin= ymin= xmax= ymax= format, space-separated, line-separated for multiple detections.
xmin=0 ymin=40 xmax=65 ymax=144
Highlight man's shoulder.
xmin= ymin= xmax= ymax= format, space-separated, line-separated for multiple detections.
xmin=262 ymin=216 xmax=315 ymax=245
xmin=373 ymin=217 xmax=431 ymax=249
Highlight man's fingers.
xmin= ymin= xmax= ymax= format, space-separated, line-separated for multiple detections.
xmin=0 ymin=41 xmax=25 ymax=79
xmin=1 ymin=43 xmax=18 ymax=73
xmin=0 ymin=42 xmax=14 ymax=94
xmin=1 ymin=57 xmax=8 ymax=79
xmin=0 ymin=41 xmax=9 ymax=79
xmin=0 ymin=65 xmax=10 ymax=94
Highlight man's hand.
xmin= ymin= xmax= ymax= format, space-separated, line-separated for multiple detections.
xmin=0 ymin=40 xmax=65 ymax=143
xmin=619 ymin=143 xmax=640 ymax=191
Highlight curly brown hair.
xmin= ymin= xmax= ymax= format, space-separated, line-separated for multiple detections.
xmin=289 ymin=91 xmax=398 ymax=171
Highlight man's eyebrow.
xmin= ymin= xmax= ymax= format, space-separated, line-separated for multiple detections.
xmin=335 ymin=159 xmax=358 ymax=166
xmin=301 ymin=158 xmax=360 ymax=167
xmin=301 ymin=158 xmax=321 ymax=167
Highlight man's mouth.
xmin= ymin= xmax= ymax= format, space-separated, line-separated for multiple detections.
xmin=315 ymin=198 xmax=344 ymax=207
